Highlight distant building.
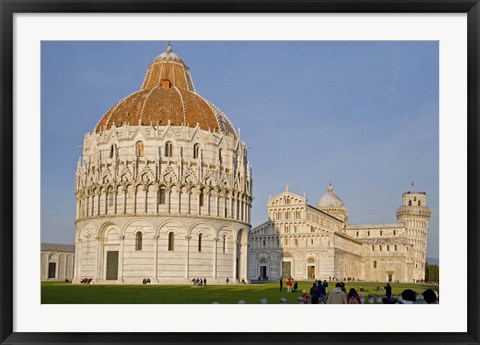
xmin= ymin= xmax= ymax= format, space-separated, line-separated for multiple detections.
xmin=73 ymin=43 xmax=252 ymax=284
xmin=248 ymin=184 xmax=431 ymax=283
xmin=41 ymin=243 xmax=75 ymax=281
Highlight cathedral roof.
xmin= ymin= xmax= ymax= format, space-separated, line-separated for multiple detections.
xmin=317 ymin=183 xmax=345 ymax=209
xmin=94 ymin=43 xmax=236 ymax=137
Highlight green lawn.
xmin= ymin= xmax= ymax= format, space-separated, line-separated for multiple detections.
xmin=41 ymin=281 xmax=438 ymax=304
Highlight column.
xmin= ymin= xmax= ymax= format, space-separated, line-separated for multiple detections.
xmin=95 ymin=236 xmax=102 ymax=280
xmin=213 ymin=237 xmax=218 ymax=279
xmin=74 ymin=239 xmax=82 ymax=282
xmin=232 ymin=240 xmax=238 ymax=283
xmin=185 ymin=235 xmax=191 ymax=279
xmin=207 ymin=192 xmax=211 ymax=216
xmin=177 ymin=189 xmax=181 ymax=214
xmin=153 ymin=235 xmax=159 ymax=282
xmin=242 ymin=241 xmax=248 ymax=281
xmin=118 ymin=235 xmax=125 ymax=283
xmin=166 ymin=188 xmax=171 ymax=213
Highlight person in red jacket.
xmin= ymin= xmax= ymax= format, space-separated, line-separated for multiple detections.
xmin=347 ymin=288 xmax=361 ymax=304
xmin=286 ymin=278 xmax=292 ymax=292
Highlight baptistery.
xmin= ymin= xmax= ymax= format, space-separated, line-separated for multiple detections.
xmin=73 ymin=43 xmax=252 ymax=284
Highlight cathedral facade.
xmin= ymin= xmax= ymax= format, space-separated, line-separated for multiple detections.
xmin=73 ymin=44 xmax=252 ymax=284
xmin=248 ymin=185 xmax=431 ymax=283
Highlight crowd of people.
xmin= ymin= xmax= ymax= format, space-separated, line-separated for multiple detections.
xmin=192 ymin=277 xmax=207 ymax=286
xmin=273 ymin=279 xmax=438 ymax=304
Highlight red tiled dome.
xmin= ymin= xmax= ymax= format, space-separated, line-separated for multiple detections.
xmin=95 ymin=43 xmax=236 ymax=137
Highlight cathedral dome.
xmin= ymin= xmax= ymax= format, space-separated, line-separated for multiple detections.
xmin=317 ymin=184 xmax=345 ymax=208
xmin=94 ymin=43 xmax=236 ymax=137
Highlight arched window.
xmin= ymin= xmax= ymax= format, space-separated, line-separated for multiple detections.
xmin=223 ymin=235 xmax=226 ymax=253
xmin=136 ymin=142 xmax=144 ymax=157
xmin=168 ymin=232 xmax=175 ymax=251
xmin=380 ymin=245 xmax=383 ymax=251
xmin=356 ymin=231 xmax=359 ymax=237
xmin=367 ymin=231 xmax=370 ymax=236
xmin=135 ymin=232 xmax=143 ymax=251
xmin=193 ymin=143 xmax=200 ymax=159
xmin=394 ymin=245 xmax=397 ymax=251
xmin=372 ymin=245 xmax=374 ymax=251
xmin=110 ymin=144 xmax=116 ymax=158
xmin=408 ymin=200 xmax=412 ymax=206
xmin=107 ymin=187 xmax=113 ymax=207
xmin=380 ymin=230 xmax=382 ymax=236
xmin=387 ymin=245 xmax=390 ymax=251
xmin=159 ymin=187 xmax=166 ymax=205
xmin=295 ymin=238 xmax=298 ymax=246
xmin=165 ymin=142 xmax=173 ymax=157
xmin=418 ymin=201 xmax=421 ymax=206
xmin=218 ymin=149 xmax=222 ymax=164
xmin=373 ymin=261 xmax=377 ymax=268
xmin=198 ymin=234 xmax=203 ymax=252
xmin=199 ymin=190 xmax=204 ymax=207
xmin=393 ymin=230 xmax=396 ymax=236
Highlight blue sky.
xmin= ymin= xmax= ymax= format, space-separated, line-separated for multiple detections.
xmin=41 ymin=41 xmax=439 ymax=258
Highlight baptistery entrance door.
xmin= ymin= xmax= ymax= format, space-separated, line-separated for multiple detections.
xmin=106 ymin=251 xmax=119 ymax=280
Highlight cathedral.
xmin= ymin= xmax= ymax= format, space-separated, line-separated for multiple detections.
xmin=73 ymin=43 xmax=252 ymax=284
xmin=248 ymin=184 xmax=431 ymax=283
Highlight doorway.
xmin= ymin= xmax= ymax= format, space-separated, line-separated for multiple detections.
xmin=388 ymin=273 xmax=393 ymax=282
xmin=260 ymin=265 xmax=267 ymax=280
xmin=48 ymin=262 xmax=56 ymax=279
xmin=307 ymin=265 xmax=315 ymax=280
xmin=282 ymin=261 xmax=291 ymax=279
xmin=106 ymin=251 xmax=119 ymax=280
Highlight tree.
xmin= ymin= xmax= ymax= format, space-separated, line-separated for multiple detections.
xmin=425 ymin=263 xmax=439 ymax=282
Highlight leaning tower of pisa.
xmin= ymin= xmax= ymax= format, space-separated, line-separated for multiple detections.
xmin=396 ymin=191 xmax=432 ymax=282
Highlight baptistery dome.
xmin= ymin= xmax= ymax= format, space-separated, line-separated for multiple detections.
xmin=95 ymin=42 xmax=236 ymax=137
xmin=74 ymin=43 xmax=252 ymax=285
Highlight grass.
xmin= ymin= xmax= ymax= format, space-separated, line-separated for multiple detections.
xmin=41 ymin=281 xmax=439 ymax=304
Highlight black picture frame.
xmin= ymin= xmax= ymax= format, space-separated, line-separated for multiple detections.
xmin=1 ymin=1 xmax=479 ymax=344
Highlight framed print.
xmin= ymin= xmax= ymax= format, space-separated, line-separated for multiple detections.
xmin=1 ymin=1 xmax=479 ymax=345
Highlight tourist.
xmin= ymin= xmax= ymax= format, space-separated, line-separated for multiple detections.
xmin=422 ymin=289 xmax=438 ymax=304
xmin=203 ymin=277 xmax=207 ymax=286
xmin=293 ymin=281 xmax=298 ymax=292
xmin=226 ymin=277 xmax=229 ymax=285
xmin=323 ymin=280 xmax=328 ymax=293
xmin=340 ymin=282 xmax=346 ymax=293
xmin=327 ymin=283 xmax=348 ymax=304
xmin=280 ymin=297 xmax=288 ymax=304
xmin=399 ymin=289 xmax=416 ymax=304
xmin=347 ymin=288 xmax=361 ymax=304
xmin=384 ymin=283 xmax=392 ymax=298
xmin=310 ymin=283 xmax=319 ymax=304
xmin=316 ymin=282 xmax=327 ymax=304
xmin=301 ymin=290 xmax=310 ymax=304
xmin=297 ymin=296 xmax=305 ymax=304
xmin=286 ymin=278 xmax=292 ymax=292
xmin=279 ymin=277 xmax=283 ymax=292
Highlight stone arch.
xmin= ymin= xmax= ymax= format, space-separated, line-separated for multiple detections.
xmin=146 ymin=184 xmax=157 ymax=214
